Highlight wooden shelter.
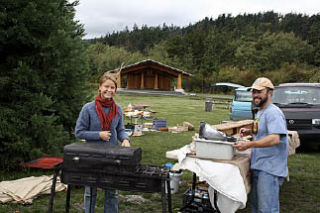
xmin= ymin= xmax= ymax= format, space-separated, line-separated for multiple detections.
xmin=113 ymin=59 xmax=192 ymax=91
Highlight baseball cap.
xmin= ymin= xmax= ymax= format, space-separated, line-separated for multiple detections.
xmin=248 ymin=77 xmax=274 ymax=91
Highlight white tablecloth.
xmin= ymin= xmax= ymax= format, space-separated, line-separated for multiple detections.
xmin=166 ymin=144 xmax=250 ymax=213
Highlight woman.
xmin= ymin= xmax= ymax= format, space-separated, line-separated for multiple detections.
xmin=75 ymin=73 xmax=130 ymax=213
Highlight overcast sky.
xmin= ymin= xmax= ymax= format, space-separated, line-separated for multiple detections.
xmin=74 ymin=0 xmax=320 ymax=39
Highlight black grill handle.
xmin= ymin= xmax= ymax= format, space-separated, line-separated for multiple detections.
xmin=72 ymin=156 xmax=122 ymax=166
xmin=72 ymin=156 xmax=80 ymax=163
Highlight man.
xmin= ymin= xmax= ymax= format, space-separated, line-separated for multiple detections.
xmin=234 ymin=77 xmax=289 ymax=213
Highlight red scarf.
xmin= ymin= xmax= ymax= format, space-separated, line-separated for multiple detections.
xmin=95 ymin=96 xmax=120 ymax=131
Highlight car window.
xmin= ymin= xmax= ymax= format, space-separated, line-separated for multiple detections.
xmin=273 ymin=86 xmax=320 ymax=104
xmin=235 ymin=90 xmax=252 ymax=102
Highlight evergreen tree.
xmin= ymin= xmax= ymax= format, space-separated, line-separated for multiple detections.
xmin=0 ymin=0 xmax=90 ymax=170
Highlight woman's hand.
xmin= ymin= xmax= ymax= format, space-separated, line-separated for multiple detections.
xmin=99 ymin=131 xmax=111 ymax=141
xmin=121 ymin=139 xmax=130 ymax=147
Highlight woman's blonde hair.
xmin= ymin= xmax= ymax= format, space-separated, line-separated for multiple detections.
xmin=98 ymin=72 xmax=118 ymax=91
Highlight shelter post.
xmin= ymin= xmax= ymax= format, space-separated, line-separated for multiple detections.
xmin=177 ymin=73 xmax=182 ymax=90
xmin=154 ymin=72 xmax=159 ymax=89
xmin=140 ymin=72 xmax=144 ymax=89
xmin=117 ymin=72 xmax=121 ymax=88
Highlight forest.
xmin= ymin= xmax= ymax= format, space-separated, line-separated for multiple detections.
xmin=89 ymin=11 xmax=320 ymax=92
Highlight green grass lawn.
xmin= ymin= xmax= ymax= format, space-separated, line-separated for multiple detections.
xmin=1 ymin=94 xmax=319 ymax=213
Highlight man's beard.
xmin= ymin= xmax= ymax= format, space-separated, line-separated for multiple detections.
xmin=254 ymin=95 xmax=268 ymax=107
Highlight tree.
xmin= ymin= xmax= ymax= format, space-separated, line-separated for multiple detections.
xmin=235 ymin=32 xmax=313 ymax=72
xmin=0 ymin=0 xmax=90 ymax=170
xmin=87 ymin=43 xmax=144 ymax=83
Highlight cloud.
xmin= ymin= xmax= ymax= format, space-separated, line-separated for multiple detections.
xmin=74 ymin=0 xmax=320 ymax=39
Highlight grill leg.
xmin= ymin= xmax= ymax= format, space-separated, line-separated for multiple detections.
xmin=213 ymin=189 xmax=221 ymax=213
xmin=66 ymin=185 xmax=71 ymax=213
xmin=192 ymin=172 xmax=196 ymax=198
xmin=166 ymin=179 xmax=172 ymax=213
xmin=90 ymin=187 xmax=93 ymax=213
xmin=48 ymin=168 xmax=59 ymax=213
xmin=161 ymin=180 xmax=167 ymax=213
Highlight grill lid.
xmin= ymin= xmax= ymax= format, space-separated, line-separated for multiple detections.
xmin=63 ymin=143 xmax=142 ymax=169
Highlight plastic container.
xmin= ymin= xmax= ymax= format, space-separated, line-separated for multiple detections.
xmin=195 ymin=137 xmax=235 ymax=160
xmin=165 ymin=170 xmax=183 ymax=194
xmin=170 ymin=171 xmax=183 ymax=194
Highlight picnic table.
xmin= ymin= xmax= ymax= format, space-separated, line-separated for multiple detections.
xmin=123 ymin=104 xmax=156 ymax=125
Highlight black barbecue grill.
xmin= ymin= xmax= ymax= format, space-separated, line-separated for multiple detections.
xmin=49 ymin=143 xmax=172 ymax=213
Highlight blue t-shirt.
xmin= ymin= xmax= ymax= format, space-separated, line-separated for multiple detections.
xmin=251 ymin=104 xmax=289 ymax=177
xmin=75 ymin=101 xmax=129 ymax=145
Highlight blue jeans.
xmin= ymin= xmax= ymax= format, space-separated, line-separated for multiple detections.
xmin=250 ymin=170 xmax=284 ymax=213
xmin=84 ymin=186 xmax=118 ymax=213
